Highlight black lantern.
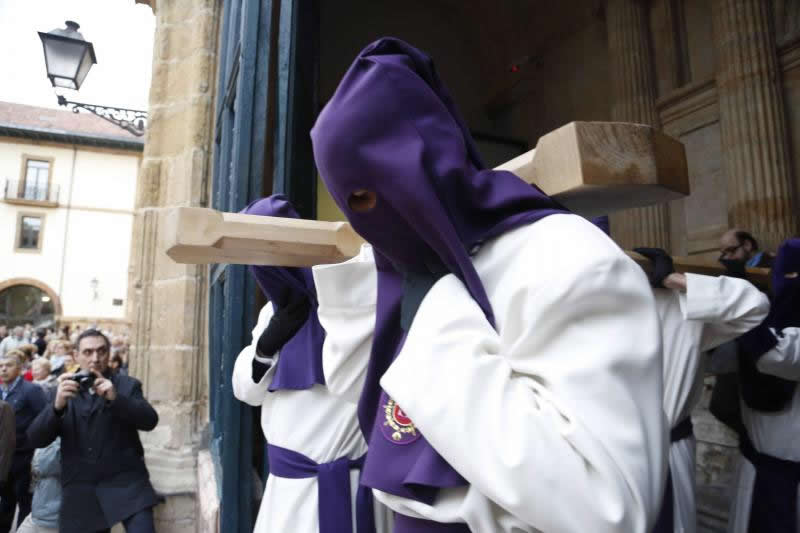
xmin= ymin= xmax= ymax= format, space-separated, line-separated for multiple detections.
xmin=38 ymin=21 xmax=97 ymax=90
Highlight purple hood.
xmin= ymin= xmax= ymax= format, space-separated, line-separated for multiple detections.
xmin=311 ymin=37 xmax=565 ymax=503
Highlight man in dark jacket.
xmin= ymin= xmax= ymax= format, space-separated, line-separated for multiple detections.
xmin=27 ymin=329 xmax=160 ymax=533
xmin=0 ymin=400 xmax=15 ymax=483
xmin=0 ymin=352 xmax=47 ymax=532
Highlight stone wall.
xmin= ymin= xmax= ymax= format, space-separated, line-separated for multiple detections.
xmin=128 ymin=0 xmax=220 ymax=531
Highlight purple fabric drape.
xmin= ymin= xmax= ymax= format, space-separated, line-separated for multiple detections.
xmin=241 ymin=195 xmax=326 ymax=391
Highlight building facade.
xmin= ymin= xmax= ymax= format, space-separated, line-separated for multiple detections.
xmin=131 ymin=1 xmax=800 ymax=531
xmin=0 ymin=101 xmax=142 ymax=332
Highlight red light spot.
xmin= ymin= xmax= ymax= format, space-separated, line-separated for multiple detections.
xmin=510 ymin=64 xmax=520 ymax=73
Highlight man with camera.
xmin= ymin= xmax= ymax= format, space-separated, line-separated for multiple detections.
xmin=27 ymin=329 xmax=160 ymax=533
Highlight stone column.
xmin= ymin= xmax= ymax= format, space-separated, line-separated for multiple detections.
xmin=128 ymin=1 xmax=219 ymax=531
xmin=606 ymin=0 xmax=672 ymax=250
xmin=712 ymin=0 xmax=798 ymax=250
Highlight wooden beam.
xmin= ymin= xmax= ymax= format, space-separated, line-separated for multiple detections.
xmin=165 ymin=121 xmax=690 ymax=266
xmin=163 ymin=207 xmax=363 ymax=267
xmin=496 ymin=122 xmax=689 ymax=217
xmin=164 ymin=207 xmax=770 ymax=289
xmin=626 ymin=251 xmax=771 ymax=289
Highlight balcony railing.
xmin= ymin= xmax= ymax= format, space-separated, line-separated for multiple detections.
xmin=3 ymin=180 xmax=60 ymax=205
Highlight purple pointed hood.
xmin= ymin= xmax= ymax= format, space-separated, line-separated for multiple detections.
xmin=242 ymin=195 xmax=325 ymax=391
xmin=770 ymin=237 xmax=800 ymax=331
xmin=311 ymin=38 xmax=566 ymax=503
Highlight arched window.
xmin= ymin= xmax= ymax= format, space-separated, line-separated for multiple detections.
xmin=0 ymin=284 xmax=56 ymax=328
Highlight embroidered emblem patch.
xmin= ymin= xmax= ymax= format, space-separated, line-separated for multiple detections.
xmin=380 ymin=392 xmax=420 ymax=445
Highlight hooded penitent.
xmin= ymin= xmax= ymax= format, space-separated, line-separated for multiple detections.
xmin=736 ymin=238 xmax=800 ymax=533
xmin=311 ymin=37 xmax=566 ymax=505
xmin=242 ymin=195 xmax=325 ymax=391
xmin=738 ymin=238 xmax=800 ymax=412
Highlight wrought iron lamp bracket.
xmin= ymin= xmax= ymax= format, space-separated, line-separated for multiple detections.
xmin=57 ymin=94 xmax=147 ymax=137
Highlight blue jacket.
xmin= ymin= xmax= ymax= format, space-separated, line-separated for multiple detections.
xmin=2 ymin=377 xmax=47 ymax=455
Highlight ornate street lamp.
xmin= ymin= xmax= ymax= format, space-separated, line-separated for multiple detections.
xmin=38 ymin=21 xmax=148 ymax=137
xmin=38 ymin=20 xmax=97 ymax=90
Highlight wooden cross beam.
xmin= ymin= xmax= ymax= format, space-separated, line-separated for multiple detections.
xmin=162 ymin=120 xmax=771 ymax=287
xmin=164 ymin=121 xmax=690 ymax=266
xmin=626 ymin=251 xmax=770 ymax=289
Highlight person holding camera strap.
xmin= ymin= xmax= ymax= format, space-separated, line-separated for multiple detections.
xmin=26 ymin=329 xmax=160 ymax=533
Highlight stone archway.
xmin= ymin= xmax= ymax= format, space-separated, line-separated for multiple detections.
xmin=0 ymin=278 xmax=62 ymax=328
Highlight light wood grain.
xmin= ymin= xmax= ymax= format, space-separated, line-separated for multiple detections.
xmin=166 ymin=121 xmax=691 ymax=267
xmin=163 ymin=207 xmax=364 ymax=266
xmin=496 ymin=122 xmax=689 ymax=217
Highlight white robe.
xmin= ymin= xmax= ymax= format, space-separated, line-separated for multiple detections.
xmin=727 ymin=326 xmax=800 ymax=533
xmin=315 ymin=214 xmax=667 ymax=533
xmin=653 ymin=275 xmax=768 ymax=533
xmin=232 ymin=281 xmax=393 ymax=533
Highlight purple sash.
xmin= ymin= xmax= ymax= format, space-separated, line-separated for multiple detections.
xmin=267 ymin=444 xmax=376 ymax=533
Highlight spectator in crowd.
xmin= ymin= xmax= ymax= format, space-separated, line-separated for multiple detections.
xmin=15 ymin=437 xmax=61 ymax=533
xmin=48 ymin=341 xmax=72 ymax=375
xmin=33 ymin=330 xmax=47 ymax=357
xmin=0 ymin=352 xmax=48 ymax=533
xmin=114 ymin=345 xmax=129 ymax=374
xmin=42 ymin=340 xmax=57 ymax=360
xmin=0 ymin=327 xmax=26 ymax=357
xmin=68 ymin=325 xmax=82 ymax=346
xmin=32 ymin=360 xmax=57 ymax=392
xmin=0 ymin=400 xmax=14 ymax=484
xmin=27 ymin=329 xmax=160 ymax=533
xmin=0 ymin=325 xmax=8 ymax=343
xmin=719 ymin=229 xmax=774 ymax=268
xmin=9 ymin=348 xmax=35 ymax=382
xmin=108 ymin=353 xmax=127 ymax=376
xmin=23 ymin=324 xmax=34 ymax=342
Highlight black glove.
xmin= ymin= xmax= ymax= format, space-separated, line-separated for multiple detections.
xmin=719 ymin=258 xmax=748 ymax=279
xmin=633 ymin=247 xmax=674 ymax=288
xmin=736 ymin=322 xmax=778 ymax=362
xmin=256 ymin=292 xmax=311 ymax=358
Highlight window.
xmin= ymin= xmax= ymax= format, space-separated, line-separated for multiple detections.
xmin=22 ymin=159 xmax=50 ymax=201
xmin=16 ymin=214 xmax=43 ymax=251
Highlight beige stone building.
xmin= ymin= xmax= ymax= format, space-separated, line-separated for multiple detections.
xmin=0 ymin=101 xmax=141 ymax=332
xmin=130 ymin=0 xmax=799 ymax=531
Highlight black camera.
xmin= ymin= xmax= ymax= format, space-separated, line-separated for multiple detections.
xmin=70 ymin=370 xmax=96 ymax=390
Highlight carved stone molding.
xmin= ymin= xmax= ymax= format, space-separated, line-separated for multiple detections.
xmin=657 ymin=78 xmax=718 ymax=136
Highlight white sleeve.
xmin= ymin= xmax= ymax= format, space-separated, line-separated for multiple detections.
xmin=313 ymin=245 xmax=377 ymax=403
xmin=381 ymin=245 xmax=666 ymax=532
xmin=678 ymin=274 xmax=770 ymax=352
xmin=232 ymin=302 xmax=276 ymax=406
xmin=755 ymin=327 xmax=800 ymax=381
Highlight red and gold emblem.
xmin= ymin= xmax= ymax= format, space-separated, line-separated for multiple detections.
xmin=380 ymin=392 xmax=420 ymax=445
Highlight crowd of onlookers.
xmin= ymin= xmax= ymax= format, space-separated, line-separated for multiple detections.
xmin=0 ymin=324 xmax=130 ymax=388
xmin=0 ymin=324 xmax=141 ymax=533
